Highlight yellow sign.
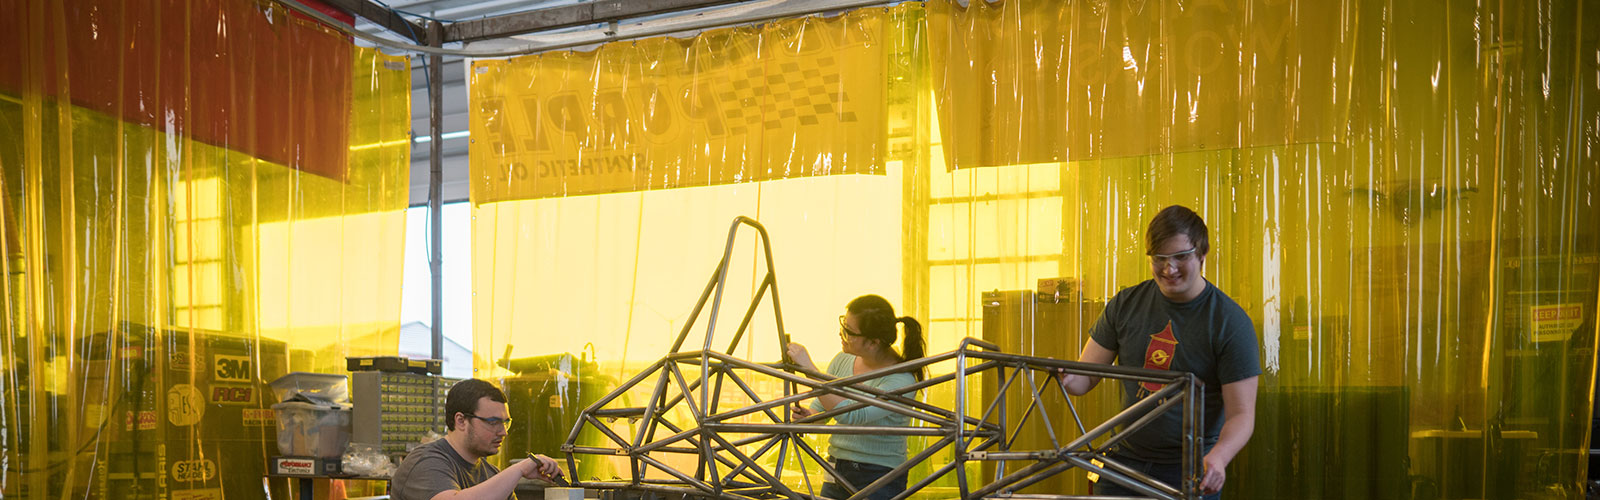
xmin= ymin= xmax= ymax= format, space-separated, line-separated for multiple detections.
xmin=172 ymin=459 xmax=218 ymax=482
xmin=126 ymin=410 xmax=158 ymax=431
xmin=930 ymin=0 xmax=1344 ymax=167
xmin=212 ymin=354 xmax=253 ymax=382
xmin=208 ymin=384 xmax=257 ymax=405
xmin=167 ymin=384 xmax=206 ymax=426
xmin=1530 ymin=303 xmax=1584 ymax=342
xmin=244 ymin=408 xmax=277 ymax=427
xmin=470 ymin=7 xmax=902 ymax=202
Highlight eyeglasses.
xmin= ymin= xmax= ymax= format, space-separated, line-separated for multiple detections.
xmin=838 ymin=315 xmax=865 ymax=340
xmin=463 ymin=413 xmax=513 ymax=428
xmin=1148 ymin=247 xmax=1199 ymax=268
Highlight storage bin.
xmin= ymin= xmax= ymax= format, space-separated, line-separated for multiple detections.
xmin=272 ymin=401 xmax=351 ymax=458
xmin=270 ymin=372 xmax=349 ymax=404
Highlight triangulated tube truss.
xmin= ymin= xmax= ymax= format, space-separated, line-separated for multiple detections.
xmin=562 ymin=217 xmax=1204 ymax=500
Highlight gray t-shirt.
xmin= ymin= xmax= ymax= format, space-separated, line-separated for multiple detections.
xmin=389 ymin=438 xmax=515 ymax=500
xmin=1089 ymin=279 xmax=1260 ymax=463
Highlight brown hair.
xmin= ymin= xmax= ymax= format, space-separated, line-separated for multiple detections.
xmin=445 ymin=378 xmax=506 ymax=431
xmin=1146 ymin=205 xmax=1209 ymax=257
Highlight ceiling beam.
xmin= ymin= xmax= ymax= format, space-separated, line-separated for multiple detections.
xmin=321 ymin=0 xmax=428 ymax=42
xmin=444 ymin=0 xmax=746 ymax=43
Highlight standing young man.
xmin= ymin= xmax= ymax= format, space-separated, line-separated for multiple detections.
xmin=390 ymin=378 xmax=563 ymax=500
xmin=1061 ymin=205 xmax=1261 ymax=498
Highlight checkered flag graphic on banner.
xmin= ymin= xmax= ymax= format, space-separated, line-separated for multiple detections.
xmin=720 ymin=56 xmax=858 ymax=135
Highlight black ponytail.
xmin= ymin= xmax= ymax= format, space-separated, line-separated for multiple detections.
xmin=847 ymin=294 xmax=927 ymax=381
xmin=897 ymin=316 xmax=926 ymax=381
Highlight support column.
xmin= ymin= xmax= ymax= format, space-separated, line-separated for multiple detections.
xmin=428 ymin=20 xmax=445 ymax=362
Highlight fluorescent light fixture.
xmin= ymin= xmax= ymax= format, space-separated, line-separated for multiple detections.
xmin=349 ymin=130 xmax=469 ymax=151
xmin=412 ymin=130 xmax=471 ymax=144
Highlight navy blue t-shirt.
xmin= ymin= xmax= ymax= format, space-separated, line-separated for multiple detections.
xmin=1089 ymin=279 xmax=1260 ymax=463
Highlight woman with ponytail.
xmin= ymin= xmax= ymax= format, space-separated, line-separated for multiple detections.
xmin=785 ymin=294 xmax=926 ymax=500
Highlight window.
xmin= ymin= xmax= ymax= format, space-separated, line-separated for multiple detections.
xmin=401 ymin=202 xmax=473 ymax=379
xmin=172 ymin=178 xmax=225 ymax=329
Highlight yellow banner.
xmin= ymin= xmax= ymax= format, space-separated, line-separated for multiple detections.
xmin=930 ymin=0 xmax=1345 ymax=167
xmin=470 ymin=8 xmax=904 ymax=202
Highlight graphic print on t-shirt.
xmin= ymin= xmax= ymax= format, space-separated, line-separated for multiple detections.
xmin=1138 ymin=321 xmax=1178 ymax=394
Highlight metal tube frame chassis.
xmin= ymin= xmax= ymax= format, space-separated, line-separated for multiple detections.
xmin=562 ymin=217 xmax=1204 ymax=500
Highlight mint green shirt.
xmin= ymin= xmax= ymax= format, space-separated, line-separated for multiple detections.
xmin=809 ymin=352 xmax=918 ymax=469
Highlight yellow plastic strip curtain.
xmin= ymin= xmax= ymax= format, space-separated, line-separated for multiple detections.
xmin=466 ymin=5 xmax=926 ymax=481
xmin=468 ymin=8 xmax=895 ymax=202
xmin=0 ymin=1 xmax=410 ymax=498
xmin=926 ymin=0 xmax=1600 ymax=498
xmin=929 ymin=0 xmax=1344 ymax=167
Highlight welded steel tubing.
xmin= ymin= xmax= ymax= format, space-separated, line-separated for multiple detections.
xmin=852 ymin=434 xmax=955 ymax=500
xmin=632 ymin=426 xmax=703 ymax=454
xmin=702 ymin=429 xmax=806 ymax=500
xmin=716 ymin=434 xmax=786 ymax=486
xmin=978 ymin=365 xmax=1019 ymax=437
xmin=779 ymin=349 xmax=959 ymax=392
xmin=1091 ymin=389 xmax=1189 ymax=454
xmin=697 ymin=217 xmax=785 ymax=356
xmin=967 ymin=451 xmax=1057 ymax=461
xmin=650 ymin=420 xmax=761 ymax=484
xmin=1001 ymin=369 xmax=1062 ymax=450
xmin=1057 ymin=371 xmax=1089 ymax=435
xmin=599 ymin=482 xmax=757 ymax=500
xmin=991 ymin=361 xmax=1012 ymax=485
xmin=633 ymin=369 xmax=675 ymax=447
xmin=797 ymin=359 xmax=1001 ymax=430
xmin=572 ymin=356 xmax=665 ymax=426
xmin=580 ymin=414 xmax=631 ymax=449
xmin=670 ymin=259 xmax=725 ymax=353
xmin=791 ymin=436 xmax=847 ymax=493
xmin=970 ymin=457 xmax=1072 ymax=499
xmin=955 ymin=346 xmax=971 ymax=498
xmin=667 ymin=362 xmax=706 ymax=420
xmin=701 ymin=352 xmax=957 ymax=425
xmin=721 ymin=368 xmax=789 ymax=426
xmin=1182 ymin=372 xmax=1203 ymax=499
xmin=722 ymin=276 xmax=773 ymax=356
xmin=635 ymin=453 xmax=716 ymax=494
xmin=1000 ymin=460 xmax=1085 ymax=495
xmin=704 ymin=422 xmax=948 ymax=436
xmin=1067 ymin=455 xmax=1181 ymax=500
xmin=591 ymin=407 xmax=648 ymax=418
xmin=963 ymin=350 xmax=1187 ymax=386
xmin=983 ymin=495 xmax=1122 ymax=500
xmin=567 ymin=446 xmax=624 ymax=455
xmin=1020 ymin=369 xmax=1061 ymax=446
xmin=570 ymin=342 xmax=1209 ymax=500
xmin=892 ymin=459 xmax=962 ymax=500
xmin=959 ymin=337 xmax=1001 ymax=351
xmin=1060 ymin=382 xmax=1187 ymax=453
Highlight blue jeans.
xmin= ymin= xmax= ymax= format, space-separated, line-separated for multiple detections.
xmin=819 ymin=457 xmax=906 ymax=500
xmin=1091 ymin=455 xmax=1220 ymax=500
